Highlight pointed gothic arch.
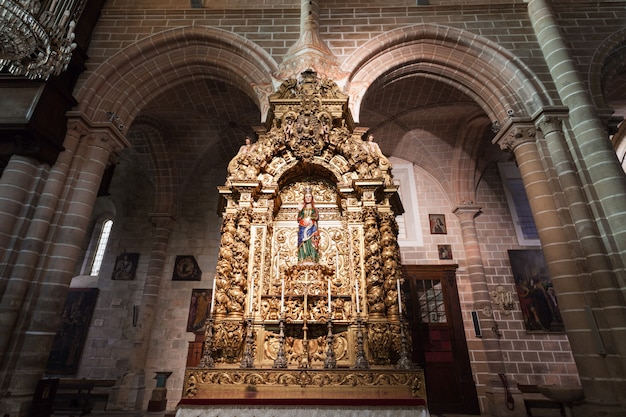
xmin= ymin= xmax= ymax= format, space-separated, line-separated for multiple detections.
xmin=342 ymin=23 xmax=552 ymax=124
xmin=74 ymin=26 xmax=279 ymax=129
xmin=588 ymin=27 xmax=626 ymax=110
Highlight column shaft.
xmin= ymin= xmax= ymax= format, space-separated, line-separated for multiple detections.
xmin=539 ymin=117 xmax=626 ymax=360
xmin=112 ymin=216 xmax=174 ymax=411
xmin=528 ymin=0 xmax=626 ymax=261
xmin=0 ymin=128 xmax=81 ymax=377
xmin=0 ymin=131 xmax=114 ymax=415
xmin=0 ymin=156 xmax=48 ymax=297
xmin=507 ymin=130 xmax=621 ymax=404
xmin=453 ymin=206 xmax=505 ymax=374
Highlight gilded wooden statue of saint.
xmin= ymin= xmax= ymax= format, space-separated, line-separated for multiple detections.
xmin=297 ymin=187 xmax=320 ymax=263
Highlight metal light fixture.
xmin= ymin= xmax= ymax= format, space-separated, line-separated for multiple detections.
xmin=0 ymin=0 xmax=87 ymax=79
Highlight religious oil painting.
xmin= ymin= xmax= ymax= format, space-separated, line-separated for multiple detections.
xmin=45 ymin=288 xmax=99 ymax=375
xmin=187 ymin=288 xmax=212 ymax=333
xmin=173 ymin=255 xmax=202 ymax=281
xmin=111 ymin=252 xmax=139 ymax=280
xmin=508 ymin=249 xmax=564 ymax=333
xmin=438 ymin=244 xmax=452 ymax=260
xmin=429 ymin=214 xmax=447 ymax=234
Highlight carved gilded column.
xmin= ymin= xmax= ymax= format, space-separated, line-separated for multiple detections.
xmin=231 ymin=207 xmax=252 ymax=319
xmin=214 ymin=214 xmax=236 ymax=318
xmin=379 ymin=212 xmax=402 ymax=319
xmin=494 ymin=120 xmax=621 ymax=407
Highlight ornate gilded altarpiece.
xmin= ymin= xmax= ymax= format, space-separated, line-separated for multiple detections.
xmin=180 ymin=71 xmax=426 ymax=407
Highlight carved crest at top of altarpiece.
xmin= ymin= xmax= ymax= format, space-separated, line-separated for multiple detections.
xmin=226 ymin=70 xmax=393 ymax=190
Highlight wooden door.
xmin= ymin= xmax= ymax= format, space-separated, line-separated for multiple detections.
xmin=403 ymin=265 xmax=480 ymax=415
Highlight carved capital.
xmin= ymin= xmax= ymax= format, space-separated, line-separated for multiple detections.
xmin=452 ymin=204 xmax=482 ymax=221
xmin=537 ymin=116 xmax=564 ymax=136
xmin=492 ymin=120 xmax=536 ymax=152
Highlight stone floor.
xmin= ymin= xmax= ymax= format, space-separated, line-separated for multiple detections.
xmin=53 ymin=411 xmax=487 ymax=417
xmin=51 ymin=409 xmax=569 ymax=417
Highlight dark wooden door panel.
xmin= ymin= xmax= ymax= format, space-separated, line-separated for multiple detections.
xmin=403 ymin=265 xmax=480 ymax=415
xmin=425 ymin=362 xmax=464 ymax=413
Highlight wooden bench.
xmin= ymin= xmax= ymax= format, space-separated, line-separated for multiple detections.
xmin=518 ymin=384 xmax=565 ymax=417
xmin=29 ymin=378 xmax=116 ymax=417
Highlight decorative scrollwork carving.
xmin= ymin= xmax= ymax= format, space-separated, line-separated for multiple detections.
xmin=212 ymin=321 xmax=246 ymax=363
xmin=367 ymin=322 xmax=392 ymax=365
xmin=183 ymin=368 xmax=426 ymax=399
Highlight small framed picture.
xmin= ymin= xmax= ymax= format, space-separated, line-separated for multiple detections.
xmin=429 ymin=214 xmax=447 ymax=234
xmin=173 ymin=255 xmax=202 ymax=281
xmin=111 ymin=253 xmax=139 ymax=280
xmin=438 ymin=245 xmax=453 ymax=260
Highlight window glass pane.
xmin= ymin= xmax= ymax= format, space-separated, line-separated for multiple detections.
xmin=508 ymin=178 xmax=539 ymax=240
xmin=498 ymin=162 xmax=540 ymax=246
xmin=90 ymin=219 xmax=113 ymax=276
xmin=416 ymin=279 xmax=446 ymax=323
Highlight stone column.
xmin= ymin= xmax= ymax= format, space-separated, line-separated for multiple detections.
xmin=0 ymin=124 xmax=85 ymax=371
xmin=536 ymin=114 xmax=626 ymax=411
xmin=0 ymin=127 xmax=118 ymax=416
xmin=111 ymin=214 xmax=175 ymax=411
xmin=528 ymin=0 xmax=626 ymax=262
xmin=495 ymin=121 xmax=623 ymax=413
xmin=0 ymin=155 xmax=48 ymax=274
xmin=452 ymin=205 xmax=521 ymax=417
xmin=453 ymin=204 xmax=502 ymax=365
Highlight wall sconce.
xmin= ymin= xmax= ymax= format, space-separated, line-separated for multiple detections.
xmin=491 ymin=285 xmax=515 ymax=314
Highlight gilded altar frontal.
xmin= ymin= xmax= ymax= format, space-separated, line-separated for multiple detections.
xmin=181 ymin=70 xmax=426 ymax=404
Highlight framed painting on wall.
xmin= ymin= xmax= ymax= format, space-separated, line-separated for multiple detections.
xmin=429 ymin=214 xmax=447 ymax=234
xmin=45 ymin=288 xmax=99 ymax=375
xmin=187 ymin=288 xmax=212 ymax=333
xmin=508 ymin=249 xmax=564 ymax=332
xmin=438 ymin=244 xmax=453 ymax=260
xmin=111 ymin=252 xmax=139 ymax=280
xmin=173 ymin=255 xmax=202 ymax=281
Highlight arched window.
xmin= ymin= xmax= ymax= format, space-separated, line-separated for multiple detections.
xmin=90 ymin=219 xmax=113 ymax=276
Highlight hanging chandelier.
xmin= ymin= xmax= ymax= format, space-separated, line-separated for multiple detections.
xmin=0 ymin=0 xmax=87 ymax=79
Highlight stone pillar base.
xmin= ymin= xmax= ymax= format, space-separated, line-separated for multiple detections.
xmin=107 ymin=370 xmax=146 ymax=411
xmin=148 ymin=387 xmax=169 ymax=411
xmin=485 ymin=378 xmax=526 ymax=417
xmin=148 ymin=398 xmax=168 ymax=412
xmin=572 ymin=402 xmax=625 ymax=417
